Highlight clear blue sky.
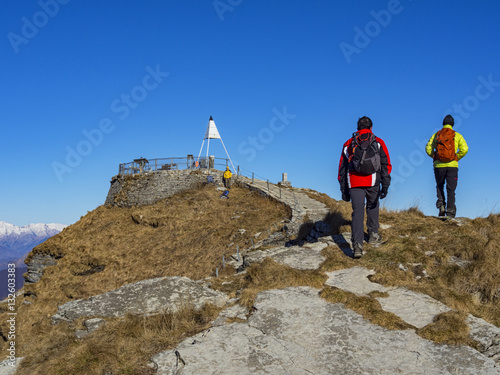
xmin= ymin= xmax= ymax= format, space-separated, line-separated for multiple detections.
xmin=1 ymin=0 xmax=499 ymax=226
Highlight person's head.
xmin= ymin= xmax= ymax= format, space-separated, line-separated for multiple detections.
xmin=226 ymin=166 xmax=230 ymax=170
xmin=357 ymin=116 xmax=373 ymax=130
xmin=443 ymin=114 xmax=454 ymax=127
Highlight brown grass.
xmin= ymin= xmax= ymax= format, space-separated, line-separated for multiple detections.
xmin=238 ymin=258 xmax=327 ymax=309
xmin=320 ymin=286 xmax=414 ymax=330
xmin=3 ymin=184 xmax=500 ymax=373
xmin=0 ymin=184 xmax=291 ymax=373
xmin=16 ymin=303 xmax=220 ymax=375
xmin=416 ymin=310 xmax=479 ymax=348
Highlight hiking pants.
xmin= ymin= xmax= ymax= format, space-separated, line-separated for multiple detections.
xmin=434 ymin=167 xmax=458 ymax=216
xmin=350 ymin=186 xmax=380 ymax=246
xmin=224 ymin=177 xmax=231 ymax=189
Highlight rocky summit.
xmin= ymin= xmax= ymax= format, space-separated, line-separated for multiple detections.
xmin=3 ymin=175 xmax=500 ymax=374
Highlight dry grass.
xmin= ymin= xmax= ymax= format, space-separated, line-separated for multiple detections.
xmin=320 ymin=286 xmax=414 ymax=331
xmin=0 ymin=184 xmax=291 ymax=373
xmin=238 ymin=258 xmax=327 ymax=309
xmin=3 ymin=184 xmax=500 ymax=373
xmin=16 ymin=303 xmax=220 ymax=375
xmin=416 ymin=310 xmax=479 ymax=348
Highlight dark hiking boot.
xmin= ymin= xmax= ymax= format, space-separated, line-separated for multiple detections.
xmin=368 ymin=232 xmax=382 ymax=245
xmin=438 ymin=205 xmax=446 ymax=217
xmin=353 ymin=243 xmax=363 ymax=259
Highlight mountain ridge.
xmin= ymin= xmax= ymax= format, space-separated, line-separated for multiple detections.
xmin=0 ymin=221 xmax=66 ymax=267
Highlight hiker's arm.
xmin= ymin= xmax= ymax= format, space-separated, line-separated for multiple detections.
xmin=378 ymin=139 xmax=391 ymax=189
xmin=425 ymin=134 xmax=436 ymax=157
xmin=456 ymin=133 xmax=469 ymax=160
xmin=338 ymin=144 xmax=350 ymax=200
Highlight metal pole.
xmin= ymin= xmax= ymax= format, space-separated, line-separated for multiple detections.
xmin=237 ymin=166 xmax=240 ymax=181
xmin=267 ymin=179 xmax=270 ymax=193
xmin=252 ymin=172 xmax=254 ymax=184
xmin=222 ymin=255 xmax=225 ymax=269
xmin=237 ymin=245 xmax=240 ymax=261
xmin=216 ymin=267 xmax=219 ymax=277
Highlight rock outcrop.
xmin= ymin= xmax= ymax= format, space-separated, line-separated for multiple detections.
xmin=52 ymin=276 xmax=229 ymax=324
xmin=24 ymin=253 xmax=59 ymax=284
xmin=150 ymin=286 xmax=499 ymax=374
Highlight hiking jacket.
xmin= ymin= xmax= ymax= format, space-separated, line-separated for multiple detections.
xmin=425 ymin=125 xmax=468 ymax=168
xmin=224 ymin=170 xmax=232 ymax=179
xmin=338 ymin=129 xmax=392 ymax=193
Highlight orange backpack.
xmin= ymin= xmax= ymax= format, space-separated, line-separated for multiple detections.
xmin=434 ymin=128 xmax=457 ymax=162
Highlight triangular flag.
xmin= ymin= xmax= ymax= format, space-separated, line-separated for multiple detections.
xmin=204 ymin=115 xmax=221 ymax=139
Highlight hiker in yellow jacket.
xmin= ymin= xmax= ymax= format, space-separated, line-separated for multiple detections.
xmin=426 ymin=115 xmax=468 ymax=218
xmin=223 ymin=167 xmax=232 ymax=189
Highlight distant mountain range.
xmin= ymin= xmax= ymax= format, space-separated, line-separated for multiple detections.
xmin=0 ymin=221 xmax=66 ymax=269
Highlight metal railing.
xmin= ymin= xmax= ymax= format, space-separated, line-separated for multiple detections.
xmin=118 ymin=155 xmax=233 ymax=175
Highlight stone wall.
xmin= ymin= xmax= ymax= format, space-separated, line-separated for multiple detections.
xmin=105 ymin=169 xmax=226 ymax=206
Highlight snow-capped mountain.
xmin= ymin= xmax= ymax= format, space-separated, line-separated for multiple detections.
xmin=0 ymin=221 xmax=66 ymax=268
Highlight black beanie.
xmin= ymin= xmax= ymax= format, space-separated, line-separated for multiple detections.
xmin=443 ymin=114 xmax=454 ymax=126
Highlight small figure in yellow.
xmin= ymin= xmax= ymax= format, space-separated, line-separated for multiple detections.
xmin=223 ymin=167 xmax=232 ymax=189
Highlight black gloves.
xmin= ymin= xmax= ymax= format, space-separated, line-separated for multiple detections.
xmin=342 ymin=190 xmax=350 ymax=202
xmin=380 ymin=186 xmax=388 ymax=199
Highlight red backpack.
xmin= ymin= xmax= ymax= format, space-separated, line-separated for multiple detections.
xmin=434 ymin=128 xmax=457 ymax=162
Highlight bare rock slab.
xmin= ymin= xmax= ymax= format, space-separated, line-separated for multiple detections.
xmin=52 ymin=276 xmax=228 ymax=323
xmin=376 ymin=287 xmax=451 ymax=328
xmin=150 ymin=287 xmax=499 ymax=374
xmin=326 ymin=267 xmax=451 ymax=328
xmin=325 ymin=267 xmax=388 ymax=295
xmin=237 ymin=243 xmax=327 ymax=271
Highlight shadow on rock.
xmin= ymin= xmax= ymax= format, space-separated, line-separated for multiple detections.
xmin=286 ymin=212 xmax=350 ymax=248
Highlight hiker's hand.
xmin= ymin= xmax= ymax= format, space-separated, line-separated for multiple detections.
xmin=342 ymin=191 xmax=350 ymax=202
xmin=380 ymin=186 xmax=388 ymax=200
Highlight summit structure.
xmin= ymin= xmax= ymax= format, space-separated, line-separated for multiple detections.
xmin=197 ymin=116 xmax=235 ymax=172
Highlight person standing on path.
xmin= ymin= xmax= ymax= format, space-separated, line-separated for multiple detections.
xmin=223 ymin=166 xmax=232 ymax=189
xmin=338 ymin=116 xmax=392 ymax=259
xmin=425 ymin=115 xmax=468 ymax=218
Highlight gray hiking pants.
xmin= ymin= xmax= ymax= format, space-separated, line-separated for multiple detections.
xmin=350 ymin=186 xmax=380 ymax=246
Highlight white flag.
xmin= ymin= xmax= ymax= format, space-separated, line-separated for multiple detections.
xmin=204 ymin=116 xmax=221 ymax=139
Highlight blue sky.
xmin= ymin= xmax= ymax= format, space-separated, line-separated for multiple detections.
xmin=1 ymin=0 xmax=499 ymax=226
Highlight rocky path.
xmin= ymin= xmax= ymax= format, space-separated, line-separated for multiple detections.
xmin=237 ymin=175 xmax=329 ymax=225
